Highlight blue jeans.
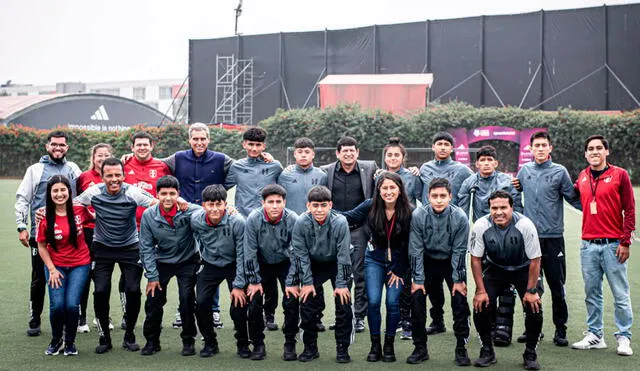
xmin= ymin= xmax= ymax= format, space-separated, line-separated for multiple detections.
xmin=365 ymin=253 xmax=403 ymax=336
xmin=45 ymin=264 xmax=91 ymax=344
xmin=580 ymin=240 xmax=633 ymax=338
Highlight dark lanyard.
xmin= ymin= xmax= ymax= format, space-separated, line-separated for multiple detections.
xmin=385 ymin=214 xmax=396 ymax=262
xmin=589 ymin=166 xmax=608 ymax=201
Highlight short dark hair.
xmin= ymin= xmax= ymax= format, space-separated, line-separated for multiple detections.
xmin=429 ymin=177 xmax=452 ymax=194
xmin=432 ymin=132 xmax=454 ymax=145
xmin=294 ymin=137 xmax=315 ymax=149
xmin=584 ymin=134 xmax=609 ymax=151
xmin=243 ymin=127 xmax=267 ymax=142
xmin=476 ymin=145 xmax=497 ymax=161
xmin=202 ymin=184 xmax=227 ymax=202
xmin=156 ymin=175 xmax=180 ymax=193
xmin=131 ymin=131 xmax=153 ymax=145
xmin=47 ymin=130 xmax=68 ymax=142
xmin=101 ymin=157 xmax=124 ymax=174
xmin=261 ymin=184 xmax=287 ymax=200
xmin=488 ymin=190 xmax=513 ymax=207
xmin=529 ymin=131 xmax=552 ymax=146
xmin=336 ymin=136 xmax=358 ymax=151
xmin=383 ymin=137 xmax=407 ymax=159
xmin=307 ymin=185 xmax=332 ymax=202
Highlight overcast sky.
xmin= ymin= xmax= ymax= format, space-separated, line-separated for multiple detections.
xmin=0 ymin=0 xmax=635 ymax=85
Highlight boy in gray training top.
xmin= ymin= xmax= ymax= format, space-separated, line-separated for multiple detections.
xmin=288 ymin=185 xmax=353 ymax=363
xmin=244 ymin=184 xmax=300 ymax=361
xmin=190 ymin=185 xmax=250 ymax=359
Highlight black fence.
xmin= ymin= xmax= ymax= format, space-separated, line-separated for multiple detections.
xmin=189 ymin=3 xmax=640 ymax=125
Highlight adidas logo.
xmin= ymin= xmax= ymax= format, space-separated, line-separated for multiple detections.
xmin=128 ymin=169 xmax=135 ymax=175
xmin=91 ymin=105 xmax=110 ymax=121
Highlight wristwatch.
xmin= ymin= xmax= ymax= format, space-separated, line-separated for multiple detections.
xmin=526 ymin=287 xmax=538 ymax=295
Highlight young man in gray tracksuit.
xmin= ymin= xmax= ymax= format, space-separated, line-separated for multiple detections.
xmin=191 ymin=185 xmax=250 ymax=359
xmin=244 ymin=184 xmax=300 ymax=361
xmin=407 ymin=178 xmax=471 ymax=366
xmin=139 ymin=176 xmax=201 ymax=357
xmin=513 ymin=131 xmax=582 ymax=346
xmin=418 ymin=132 xmax=473 ymax=335
xmin=288 ymin=185 xmax=353 ymax=363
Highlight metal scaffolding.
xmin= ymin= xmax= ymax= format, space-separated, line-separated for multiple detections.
xmin=214 ymin=55 xmax=254 ymax=125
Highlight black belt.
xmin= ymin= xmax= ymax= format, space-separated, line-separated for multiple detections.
xmin=349 ymin=223 xmax=363 ymax=231
xmin=584 ymin=238 xmax=618 ymax=245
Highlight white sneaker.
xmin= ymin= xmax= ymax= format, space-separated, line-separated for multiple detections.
xmin=77 ymin=324 xmax=90 ymax=333
xmin=92 ymin=317 xmax=115 ymax=330
xmin=213 ymin=311 xmax=224 ymax=329
xmin=616 ymin=336 xmax=633 ymax=356
xmin=571 ymin=331 xmax=607 ymax=349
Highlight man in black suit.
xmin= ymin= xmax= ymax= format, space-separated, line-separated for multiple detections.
xmin=321 ymin=136 xmax=378 ymax=333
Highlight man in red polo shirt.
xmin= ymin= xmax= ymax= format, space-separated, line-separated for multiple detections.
xmin=571 ymin=134 xmax=635 ymax=357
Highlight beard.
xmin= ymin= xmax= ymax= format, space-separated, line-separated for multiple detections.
xmin=48 ymin=151 xmax=66 ymax=164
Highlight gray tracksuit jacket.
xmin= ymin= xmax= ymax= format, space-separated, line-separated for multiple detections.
xmin=190 ymin=208 xmax=246 ymax=288
xmin=244 ymin=207 xmax=299 ymax=284
xmin=288 ymin=210 xmax=351 ymax=288
xmin=224 ymin=157 xmax=283 ymax=217
xmin=277 ymin=165 xmax=327 ymax=214
xmin=139 ymin=203 xmax=201 ymax=282
xmin=516 ymin=158 xmax=582 ymax=238
xmin=458 ymin=171 xmax=523 ymax=222
xmin=419 ymin=158 xmax=473 ymax=206
xmin=409 ymin=204 xmax=469 ymax=284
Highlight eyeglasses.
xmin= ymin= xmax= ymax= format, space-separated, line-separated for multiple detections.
xmin=49 ymin=143 xmax=68 ymax=148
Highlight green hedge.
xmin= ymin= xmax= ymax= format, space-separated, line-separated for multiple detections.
xmin=2 ymin=103 xmax=639 ymax=183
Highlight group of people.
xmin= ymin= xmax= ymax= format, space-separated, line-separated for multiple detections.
xmin=15 ymin=124 xmax=634 ymax=369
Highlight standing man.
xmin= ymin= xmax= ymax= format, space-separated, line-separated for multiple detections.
xmin=407 ymin=178 xmax=471 ymax=366
xmin=244 ymin=184 xmax=300 ymax=360
xmin=289 ymin=185 xmax=353 ymax=363
xmin=469 ymin=191 xmax=543 ymax=370
xmin=139 ymin=175 xmax=200 ymax=357
xmin=571 ymin=135 xmax=635 ymax=356
xmin=15 ymin=130 xmax=81 ymax=336
xmin=225 ymin=127 xmax=283 ymax=330
xmin=418 ymin=132 xmax=473 ymax=335
xmin=513 ymin=131 xmax=582 ymax=346
xmin=321 ymin=136 xmax=378 ymax=332
xmin=74 ymin=158 xmax=157 ymax=354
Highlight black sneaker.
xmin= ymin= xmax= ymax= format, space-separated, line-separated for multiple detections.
xmin=354 ymin=318 xmax=366 ymax=333
xmin=336 ymin=344 xmax=351 ymax=363
xmin=200 ymin=342 xmax=219 ymax=358
xmin=140 ymin=342 xmax=161 ymax=356
xmin=406 ymin=346 xmax=429 ymax=364
xmin=523 ymin=349 xmax=540 ymax=370
xmin=265 ymin=313 xmax=278 ymax=331
xmin=316 ymin=321 xmax=326 ymax=332
xmin=250 ymin=344 xmax=266 ymax=360
xmin=283 ymin=342 xmax=297 ymax=361
xmin=298 ymin=345 xmax=319 ymax=362
xmin=425 ymin=321 xmax=446 ymax=335
xmin=45 ymin=339 xmax=63 ymax=355
xmin=95 ymin=336 xmax=113 ymax=354
xmin=181 ymin=343 xmax=196 ymax=356
xmin=63 ymin=343 xmax=78 ymax=356
xmin=553 ymin=329 xmax=568 ymax=347
xmin=237 ymin=344 xmax=251 ymax=358
xmin=455 ymin=346 xmax=471 ymax=367
xmin=328 ymin=323 xmax=337 ymax=330
xmin=27 ymin=325 xmax=42 ymax=337
xmin=517 ymin=332 xmax=544 ymax=343
xmin=473 ymin=346 xmax=497 ymax=367
xmin=122 ymin=333 xmax=140 ymax=352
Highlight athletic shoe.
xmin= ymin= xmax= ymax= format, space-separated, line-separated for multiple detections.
xmin=523 ymin=348 xmax=540 ymax=370
xmin=250 ymin=344 xmax=266 ymax=360
xmin=283 ymin=342 xmax=297 ymax=361
xmin=425 ymin=320 xmax=446 ymax=335
xmin=122 ymin=333 xmax=140 ymax=352
xmin=316 ymin=321 xmax=326 ymax=332
xmin=200 ymin=342 xmax=219 ymax=358
xmin=553 ymin=328 xmax=568 ymax=347
xmin=172 ymin=312 xmax=182 ymax=329
xmin=93 ymin=317 xmax=115 ymax=330
xmin=616 ymin=335 xmax=633 ymax=356
xmin=454 ymin=346 xmax=471 ymax=367
xmin=237 ymin=344 xmax=251 ymax=358
xmin=181 ymin=343 xmax=196 ymax=356
xmin=571 ymin=331 xmax=607 ymax=350
xmin=63 ymin=343 xmax=78 ymax=356
xmin=120 ymin=316 xmax=127 ymax=330
xmin=473 ymin=346 xmax=497 ymax=367
xmin=95 ymin=336 xmax=113 ymax=354
xmin=401 ymin=322 xmax=412 ymax=340
xmin=213 ymin=311 xmax=224 ymax=329
xmin=265 ymin=313 xmax=278 ymax=331
xmin=354 ymin=318 xmax=366 ymax=333
xmin=298 ymin=344 xmax=319 ymax=362
xmin=335 ymin=344 xmax=351 ymax=363
xmin=45 ymin=339 xmax=63 ymax=355
xmin=406 ymin=346 xmax=429 ymax=364
xmin=141 ymin=342 xmax=161 ymax=356
xmin=78 ymin=317 xmax=90 ymax=333
xmin=27 ymin=326 xmax=42 ymax=337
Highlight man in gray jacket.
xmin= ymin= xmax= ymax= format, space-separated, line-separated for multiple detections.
xmin=513 ymin=131 xmax=582 ymax=346
xmin=139 ymin=176 xmax=201 ymax=357
xmin=418 ymin=132 xmax=473 ymax=335
xmin=289 ymin=185 xmax=353 ymax=363
xmin=407 ymin=178 xmax=471 ymax=366
xmin=191 ymin=185 xmax=250 ymax=359
xmin=15 ymin=130 xmax=81 ymax=337
xmin=321 ymin=136 xmax=378 ymax=333
xmin=244 ymin=184 xmax=300 ymax=361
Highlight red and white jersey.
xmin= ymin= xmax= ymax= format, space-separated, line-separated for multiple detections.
xmin=76 ymin=169 xmax=103 ymax=229
xmin=124 ymin=156 xmax=171 ymax=227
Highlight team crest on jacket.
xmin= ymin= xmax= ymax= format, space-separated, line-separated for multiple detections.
xmin=149 ymin=169 xmax=157 ymax=178
xmin=604 ymin=176 xmax=612 ymax=183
